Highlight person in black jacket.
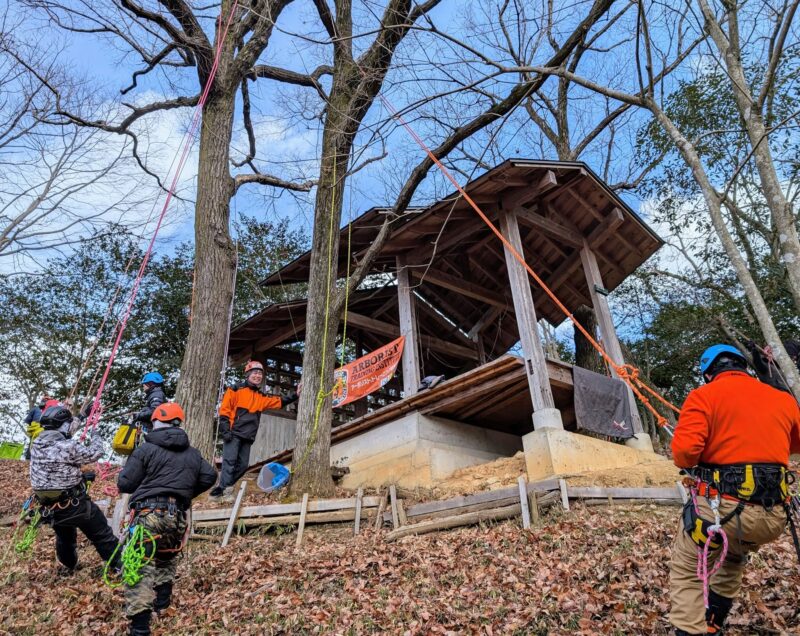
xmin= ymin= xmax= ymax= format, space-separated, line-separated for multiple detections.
xmin=132 ymin=372 xmax=166 ymax=433
xmin=118 ymin=401 xmax=216 ymax=636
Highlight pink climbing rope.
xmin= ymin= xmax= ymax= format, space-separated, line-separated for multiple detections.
xmin=81 ymin=1 xmax=241 ymax=439
xmin=691 ymin=488 xmax=730 ymax=608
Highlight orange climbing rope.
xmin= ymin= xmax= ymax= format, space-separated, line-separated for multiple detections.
xmin=376 ymin=93 xmax=680 ymax=434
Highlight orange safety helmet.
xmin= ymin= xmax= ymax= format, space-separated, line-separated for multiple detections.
xmin=244 ymin=360 xmax=264 ymax=375
xmin=151 ymin=402 xmax=185 ymax=425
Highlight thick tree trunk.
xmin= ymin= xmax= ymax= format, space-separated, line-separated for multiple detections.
xmin=289 ymin=132 xmax=350 ymax=496
xmin=177 ymin=92 xmax=237 ymax=460
xmin=573 ymin=304 xmax=604 ymax=374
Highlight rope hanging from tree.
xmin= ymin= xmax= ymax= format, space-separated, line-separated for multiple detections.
xmin=80 ymin=0 xmax=242 ymax=439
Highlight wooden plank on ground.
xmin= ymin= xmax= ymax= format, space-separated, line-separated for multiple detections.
xmin=196 ymin=508 xmax=367 ymax=529
xmin=354 ymin=488 xmax=363 ymax=536
xmin=385 ymin=504 xmax=522 ymax=542
xmin=559 ymin=479 xmax=570 ymax=511
xmin=374 ymin=490 xmax=387 ymax=530
xmin=295 ymin=493 xmax=309 ymax=549
xmin=389 ymin=485 xmax=400 ymax=529
xmin=191 ymin=495 xmax=381 ymax=522
xmin=222 ymin=481 xmax=247 ymax=547
xmin=567 ymin=486 xmax=681 ymax=500
xmin=529 ymin=491 xmax=539 ymax=525
xmin=398 ymin=479 xmax=559 ymax=521
xmin=398 ymin=498 xmax=408 ymax=527
xmin=518 ymin=476 xmax=531 ymax=530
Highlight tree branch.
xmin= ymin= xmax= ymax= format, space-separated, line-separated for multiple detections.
xmin=234 ymin=172 xmax=315 ymax=193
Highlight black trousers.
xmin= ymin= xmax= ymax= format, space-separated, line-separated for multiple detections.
xmin=49 ymin=496 xmax=120 ymax=569
xmin=218 ymin=436 xmax=252 ymax=489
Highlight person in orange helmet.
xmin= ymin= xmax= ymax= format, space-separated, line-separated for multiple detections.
xmin=669 ymin=344 xmax=800 ymax=636
xmin=118 ymin=401 xmax=216 ymax=636
xmin=209 ymin=360 xmax=298 ymax=497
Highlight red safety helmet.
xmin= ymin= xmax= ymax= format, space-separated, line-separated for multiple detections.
xmin=244 ymin=360 xmax=264 ymax=375
xmin=43 ymin=399 xmax=60 ymax=410
xmin=151 ymin=402 xmax=185 ymax=425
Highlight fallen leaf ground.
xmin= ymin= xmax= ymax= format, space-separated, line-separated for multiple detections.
xmin=2 ymin=462 xmax=799 ymax=635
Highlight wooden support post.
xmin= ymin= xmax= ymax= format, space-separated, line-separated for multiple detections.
xmin=222 ymin=481 xmax=247 ymax=547
xmin=112 ymin=494 xmax=130 ymax=539
xmin=518 ymin=476 xmax=531 ymax=530
xmin=295 ymin=493 xmax=309 ymax=549
xmin=354 ymin=488 xmax=363 ymax=536
xmin=396 ymin=255 xmax=421 ymax=396
xmin=529 ymin=491 xmax=540 ymax=525
xmin=389 ymin=485 xmax=400 ymax=529
xmin=498 ymin=211 xmax=557 ymax=422
xmin=398 ymin=499 xmax=408 ymax=527
xmin=374 ymin=490 xmax=388 ymax=530
xmin=580 ymin=242 xmax=644 ymax=436
xmin=559 ymin=479 xmax=570 ymax=512
xmin=676 ymin=481 xmax=689 ymax=504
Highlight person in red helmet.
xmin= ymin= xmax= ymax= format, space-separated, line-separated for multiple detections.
xmin=118 ymin=401 xmax=216 ymax=636
xmin=209 ymin=360 xmax=297 ymax=497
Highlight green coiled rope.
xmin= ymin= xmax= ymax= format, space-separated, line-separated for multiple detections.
xmin=14 ymin=510 xmax=41 ymax=558
xmin=103 ymin=524 xmax=156 ymax=588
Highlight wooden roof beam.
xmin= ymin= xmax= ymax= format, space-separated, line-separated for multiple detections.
xmin=564 ymin=187 xmax=603 ymax=221
xmin=346 ymin=312 xmax=478 ymax=359
xmin=232 ymin=320 xmax=307 ymax=365
xmin=410 ymin=268 xmax=511 ymax=310
xmin=513 ymin=205 xmax=584 ymax=248
xmin=414 ymin=294 xmax=475 ymax=348
xmin=501 ymin=170 xmax=558 ymax=210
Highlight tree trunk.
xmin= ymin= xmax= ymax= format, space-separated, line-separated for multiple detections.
xmin=573 ymin=304 xmax=604 ymax=374
xmin=650 ymin=101 xmax=800 ymax=398
xmin=698 ymin=0 xmax=800 ymax=314
xmin=177 ymin=91 xmax=237 ymax=460
xmin=289 ymin=73 xmax=354 ymax=495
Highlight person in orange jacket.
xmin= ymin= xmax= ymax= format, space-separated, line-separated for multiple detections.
xmin=209 ymin=361 xmax=298 ymax=497
xmin=669 ymin=344 xmax=800 ymax=636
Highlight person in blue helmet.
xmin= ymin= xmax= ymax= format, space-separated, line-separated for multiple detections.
xmin=133 ymin=372 xmax=166 ymax=433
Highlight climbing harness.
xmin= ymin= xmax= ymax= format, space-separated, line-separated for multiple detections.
xmin=682 ymin=464 xmax=797 ymax=607
xmin=104 ymin=498 xmax=189 ymax=588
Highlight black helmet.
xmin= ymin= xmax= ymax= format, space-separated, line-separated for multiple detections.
xmin=40 ymin=406 xmax=73 ymax=429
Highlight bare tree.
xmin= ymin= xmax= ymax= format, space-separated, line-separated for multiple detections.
xmin=262 ymin=0 xmax=617 ymax=495
xmin=22 ymin=0 xmax=318 ymax=456
xmin=0 ymin=13 xmax=154 ymax=271
xmin=505 ymin=0 xmax=800 ymax=394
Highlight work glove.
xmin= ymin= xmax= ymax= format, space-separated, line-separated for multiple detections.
xmin=26 ymin=421 xmax=43 ymax=440
xmin=221 ymin=429 xmax=232 ymax=443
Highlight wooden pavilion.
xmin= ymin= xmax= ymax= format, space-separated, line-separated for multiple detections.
xmin=228 ymin=159 xmax=664 ymax=484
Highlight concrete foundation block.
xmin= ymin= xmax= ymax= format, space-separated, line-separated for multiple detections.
xmin=624 ymin=432 xmax=655 ymax=453
xmin=522 ymin=427 xmax=662 ymax=482
xmin=532 ymin=407 xmax=564 ymax=431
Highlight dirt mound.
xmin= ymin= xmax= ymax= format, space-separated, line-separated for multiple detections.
xmin=431 ymin=451 xmax=679 ymax=497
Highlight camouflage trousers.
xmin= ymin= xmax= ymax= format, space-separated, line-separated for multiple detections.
xmin=124 ymin=508 xmax=187 ymax=617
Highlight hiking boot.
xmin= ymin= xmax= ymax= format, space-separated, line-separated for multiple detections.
xmin=209 ymin=486 xmax=224 ymax=498
xmin=153 ymin=581 xmax=173 ymax=613
xmin=128 ymin=610 xmax=151 ymax=636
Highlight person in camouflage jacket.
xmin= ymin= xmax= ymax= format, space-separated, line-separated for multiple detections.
xmin=29 ymin=405 xmax=119 ymax=573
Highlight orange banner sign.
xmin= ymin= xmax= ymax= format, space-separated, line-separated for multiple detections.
xmin=332 ymin=336 xmax=405 ymax=408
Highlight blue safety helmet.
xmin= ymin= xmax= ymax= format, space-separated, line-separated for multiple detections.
xmin=141 ymin=371 xmax=164 ymax=385
xmin=699 ymin=344 xmax=746 ymax=374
